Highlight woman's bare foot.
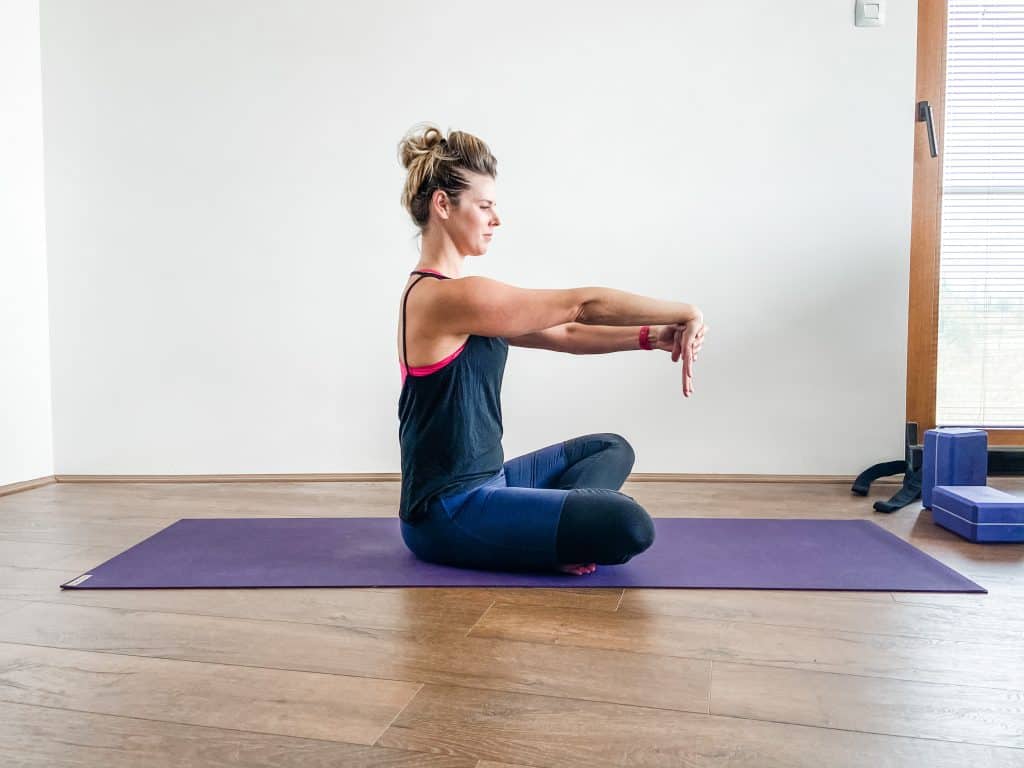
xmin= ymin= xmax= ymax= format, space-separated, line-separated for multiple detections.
xmin=557 ymin=562 xmax=597 ymax=575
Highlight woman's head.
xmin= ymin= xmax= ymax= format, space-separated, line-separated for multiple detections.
xmin=398 ymin=122 xmax=501 ymax=255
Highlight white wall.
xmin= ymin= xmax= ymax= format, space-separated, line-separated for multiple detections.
xmin=1 ymin=0 xmax=54 ymax=487
xmin=37 ymin=0 xmax=918 ymax=478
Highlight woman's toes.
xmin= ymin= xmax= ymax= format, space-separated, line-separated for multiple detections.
xmin=557 ymin=562 xmax=598 ymax=575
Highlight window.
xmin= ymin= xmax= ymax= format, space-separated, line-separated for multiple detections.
xmin=908 ymin=0 xmax=1024 ymax=445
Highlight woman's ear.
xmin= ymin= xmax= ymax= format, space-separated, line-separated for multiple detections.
xmin=432 ymin=189 xmax=450 ymax=220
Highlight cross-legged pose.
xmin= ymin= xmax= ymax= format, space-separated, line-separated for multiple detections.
xmin=395 ymin=122 xmax=708 ymax=576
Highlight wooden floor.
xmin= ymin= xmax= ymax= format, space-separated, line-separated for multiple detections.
xmin=1 ymin=477 xmax=1023 ymax=767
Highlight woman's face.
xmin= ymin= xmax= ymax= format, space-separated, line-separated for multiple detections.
xmin=435 ymin=172 xmax=501 ymax=256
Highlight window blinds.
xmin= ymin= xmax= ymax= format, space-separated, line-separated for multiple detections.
xmin=936 ymin=0 xmax=1024 ymax=427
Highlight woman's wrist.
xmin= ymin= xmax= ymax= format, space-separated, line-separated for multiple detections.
xmin=639 ymin=325 xmax=656 ymax=350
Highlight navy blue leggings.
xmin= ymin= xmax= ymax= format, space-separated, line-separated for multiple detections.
xmin=400 ymin=433 xmax=656 ymax=573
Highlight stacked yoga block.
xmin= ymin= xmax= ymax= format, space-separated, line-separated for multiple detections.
xmin=922 ymin=428 xmax=1024 ymax=542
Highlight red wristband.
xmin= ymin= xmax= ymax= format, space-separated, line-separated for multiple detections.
xmin=639 ymin=325 xmax=654 ymax=350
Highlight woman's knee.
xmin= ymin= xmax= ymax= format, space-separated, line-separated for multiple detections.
xmin=610 ymin=436 xmax=634 ymax=473
xmin=600 ymin=432 xmax=634 ymax=455
xmin=616 ymin=501 xmax=655 ymax=554
xmin=557 ymin=489 xmax=654 ymax=563
xmin=595 ymin=432 xmax=636 ymax=473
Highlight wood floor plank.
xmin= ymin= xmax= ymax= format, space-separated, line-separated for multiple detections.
xmin=0 ymin=482 xmax=400 ymax=525
xmin=0 ymin=565 xmax=498 ymax=635
xmin=468 ymin=602 xmax=1024 ymax=691
xmin=464 ymin=587 xmax=624 ymax=612
xmin=624 ymin=479 xmax=895 ymax=518
xmin=887 ymin=564 xmax=1024 ymax=611
xmin=0 ymin=525 xmax=161 ymax=550
xmin=618 ymin=587 xmax=1024 ymax=643
xmin=0 ymin=540 xmax=97 ymax=570
xmin=376 ymin=683 xmax=1024 ymax=768
xmin=0 ymin=599 xmax=29 ymax=619
xmin=0 ymin=699 xmax=475 ymax=768
xmin=0 ymin=642 xmax=420 ymax=746
xmin=892 ymin=585 xmax=1024 ymax=608
xmin=0 ymin=513 xmax=359 ymax=547
xmin=0 ymin=566 xmax=623 ymax=633
xmin=0 ymin=601 xmax=712 ymax=714
xmin=710 ymin=661 xmax=1024 ymax=749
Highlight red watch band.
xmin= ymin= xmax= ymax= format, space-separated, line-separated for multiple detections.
xmin=639 ymin=325 xmax=654 ymax=350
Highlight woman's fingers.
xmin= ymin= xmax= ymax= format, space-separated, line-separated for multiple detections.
xmin=672 ymin=321 xmax=708 ymax=395
xmin=683 ymin=337 xmax=694 ymax=396
xmin=692 ymin=324 xmax=708 ymax=361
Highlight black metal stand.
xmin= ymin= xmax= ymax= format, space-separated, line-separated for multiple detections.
xmin=852 ymin=423 xmax=922 ymax=513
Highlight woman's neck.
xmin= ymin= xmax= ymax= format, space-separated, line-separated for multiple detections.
xmin=415 ymin=229 xmax=467 ymax=278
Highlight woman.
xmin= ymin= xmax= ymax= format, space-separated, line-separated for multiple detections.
xmin=396 ymin=122 xmax=707 ymax=576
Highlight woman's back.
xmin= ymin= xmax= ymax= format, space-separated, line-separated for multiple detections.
xmin=396 ymin=270 xmax=470 ymax=379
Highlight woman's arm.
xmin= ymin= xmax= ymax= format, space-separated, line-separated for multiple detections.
xmin=576 ymin=287 xmax=700 ymax=326
xmin=564 ymin=323 xmax=659 ymax=354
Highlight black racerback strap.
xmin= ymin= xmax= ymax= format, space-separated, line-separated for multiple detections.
xmin=402 ymin=271 xmax=449 ymax=370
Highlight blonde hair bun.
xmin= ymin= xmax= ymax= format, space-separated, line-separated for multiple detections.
xmin=398 ymin=122 xmax=497 ymax=230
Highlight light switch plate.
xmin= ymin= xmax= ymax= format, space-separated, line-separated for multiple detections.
xmin=855 ymin=0 xmax=885 ymax=27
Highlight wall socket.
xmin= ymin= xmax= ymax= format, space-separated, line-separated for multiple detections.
xmin=855 ymin=0 xmax=885 ymax=27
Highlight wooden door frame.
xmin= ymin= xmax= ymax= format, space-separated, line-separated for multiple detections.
xmin=908 ymin=0 xmax=1024 ymax=446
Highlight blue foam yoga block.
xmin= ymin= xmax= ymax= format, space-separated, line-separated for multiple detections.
xmin=922 ymin=428 xmax=988 ymax=509
xmin=931 ymin=485 xmax=1024 ymax=543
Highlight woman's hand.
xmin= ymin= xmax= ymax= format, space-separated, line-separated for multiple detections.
xmin=654 ymin=322 xmax=706 ymax=361
xmin=654 ymin=317 xmax=707 ymax=397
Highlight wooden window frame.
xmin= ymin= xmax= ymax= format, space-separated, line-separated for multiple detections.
xmin=908 ymin=0 xmax=1024 ymax=446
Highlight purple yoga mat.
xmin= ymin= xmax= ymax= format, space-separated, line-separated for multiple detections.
xmin=59 ymin=517 xmax=984 ymax=592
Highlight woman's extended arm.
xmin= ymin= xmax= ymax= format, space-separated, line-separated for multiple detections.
xmin=575 ymin=287 xmax=701 ymax=326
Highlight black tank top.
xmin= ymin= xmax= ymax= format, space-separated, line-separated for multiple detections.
xmin=398 ymin=270 xmax=509 ymax=524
